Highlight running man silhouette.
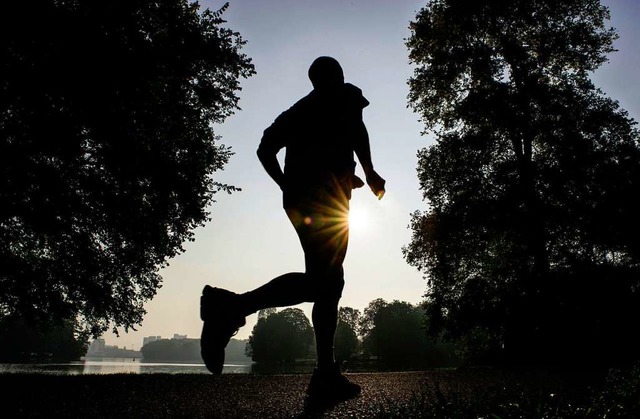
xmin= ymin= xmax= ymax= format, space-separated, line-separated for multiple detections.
xmin=200 ymin=56 xmax=385 ymax=400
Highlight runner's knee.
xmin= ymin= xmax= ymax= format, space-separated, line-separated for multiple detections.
xmin=310 ymin=270 xmax=344 ymax=302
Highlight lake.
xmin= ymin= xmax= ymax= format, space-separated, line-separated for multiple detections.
xmin=0 ymin=358 xmax=253 ymax=375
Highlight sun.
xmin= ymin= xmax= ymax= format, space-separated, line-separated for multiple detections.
xmin=348 ymin=205 xmax=369 ymax=231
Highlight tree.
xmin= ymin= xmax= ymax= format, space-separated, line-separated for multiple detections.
xmin=245 ymin=308 xmax=314 ymax=364
xmin=404 ymin=0 xmax=640 ymax=364
xmin=257 ymin=308 xmax=277 ymax=320
xmin=358 ymin=298 xmax=388 ymax=358
xmin=334 ymin=307 xmax=361 ymax=362
xmin=0 ymin=1 xmax=255 ymax=338
xmin=360 ymin=299 xmax=436 ymax=368
xmin=0 ymin=315 xmax=88 ymax=362
xmin=339 ymin=306 xmax=362 ymax=333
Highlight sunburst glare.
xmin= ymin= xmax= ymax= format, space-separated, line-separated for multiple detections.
xmin=348 ymin=205 xmax=370 ymax=231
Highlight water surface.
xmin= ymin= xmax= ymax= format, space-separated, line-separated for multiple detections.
xmin=0 ymin=358 xmax=252 ymax=375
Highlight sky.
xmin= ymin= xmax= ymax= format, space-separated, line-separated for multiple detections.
xmin=104 ymin=0 xmax=640 ymax=350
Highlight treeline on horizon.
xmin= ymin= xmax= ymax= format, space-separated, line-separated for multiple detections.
xmin=126 ymin=296 xmax=459 ymax=370
xmin=112 ymin=298 xmax=464 ymax=370
xmin=2 ymin=0 xmax=640 ymax=370
xmin=138 ymin=337 xmax=250 ymax=364
xmin=0 ymin=297 xmax=459 ymax=371
xmin=244 ymin=299 xmax=462 ymax=371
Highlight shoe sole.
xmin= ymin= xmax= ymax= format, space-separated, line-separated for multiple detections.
xmin=200 ymin=292 xmax=225 ymax=375
xmin=201 ymin=319 xmax=225 ymax=374
xmin=199 ymin=288 xmax=246 ymax=375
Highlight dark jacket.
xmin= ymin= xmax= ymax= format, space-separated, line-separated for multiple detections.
xmin=258 ymin=83 xmax=369 ymax=208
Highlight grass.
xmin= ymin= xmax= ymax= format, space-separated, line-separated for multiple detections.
xmin=3 ymin=364 xmax=640 ymax=418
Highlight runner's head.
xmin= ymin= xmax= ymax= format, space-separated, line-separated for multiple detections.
xmin=308 ymin=56 xmax=344 ymax=90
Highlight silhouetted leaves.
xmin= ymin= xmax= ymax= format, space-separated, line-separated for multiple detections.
xmin=334 ymin=307 xmax=361 ymax=362
xmin=405 ymin=0 xmax=640 ymax=365
xmin=246 ymin=308 xmax=314 ymax=364
xmin=0 ymin=1 xmax=254 ymax=338
xmin=359 ymin=299 xmax=461 ymax=369
xmin=0 ymin=315 xmax=88 ymax=362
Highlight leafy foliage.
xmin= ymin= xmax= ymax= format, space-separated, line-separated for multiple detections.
xmin=358 ymin=297 xmax=388 ymax=353
xmin=246 ymin=308 xmax=314 ymax=364
xmin=0 ymin=1 xmax=254 ymax=338
xmin=334 ymin=306 xmax=361 ymax=362
xmin=359 ymin=299 xmax=460 ymax=368
xmin=138 ymin=337 xmax=248 ymax=363
xmin=0 ymin=315 xmax=88 ymax=362
xmin=404 ymin=0 xmax=640 ymax=364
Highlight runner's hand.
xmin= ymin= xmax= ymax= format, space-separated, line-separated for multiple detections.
xmin=366 ymin=171 xmax=386 ymax=200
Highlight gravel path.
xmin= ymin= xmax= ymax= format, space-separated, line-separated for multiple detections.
xmin=3 ymin=368 xmax=606 ymax=418
xmin=3 ymin=371 xmax=442 ymax=418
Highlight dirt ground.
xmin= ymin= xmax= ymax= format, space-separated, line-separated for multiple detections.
xmin=2 ymin=368 xmax=609 ymax=418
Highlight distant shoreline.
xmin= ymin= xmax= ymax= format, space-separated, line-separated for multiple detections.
xmin=83 ymin=356 xmax=252 ymax=365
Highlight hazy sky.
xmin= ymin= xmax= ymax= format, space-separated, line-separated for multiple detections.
xmin=104 ymin=0 xmax=640 ymax=350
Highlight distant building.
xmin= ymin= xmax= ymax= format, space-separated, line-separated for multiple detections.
xmin=85 ymin=338 xmax=142 ymax=359
xmin=143 ymin=336 xmax=162 ymax=347
xmin=172 ymin=334 xmax=187 ymax=340
xmin=87 ymin=338 xmax=107 ymax=354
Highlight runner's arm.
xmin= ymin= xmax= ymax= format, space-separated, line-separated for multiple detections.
xmin=257 ymin=141 xmax=286 ymax=191
xmin=353 ymin=111 xmax=386 ymax=199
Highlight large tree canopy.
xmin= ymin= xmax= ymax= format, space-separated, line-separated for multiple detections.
xmin=0 ymin=315 xmax=87 ymax=362
xmin=362 ymin=300 xmax=429 ymax=366
xmin=359 ymin=299 xmax=458 ymax=368
xmin=404 ymin=0 xmax=640 ymax=364
xmin=0 ymin=0 xmax=254 ymax=338
xmin=245 ymin=308 xmax=314 ymax=364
